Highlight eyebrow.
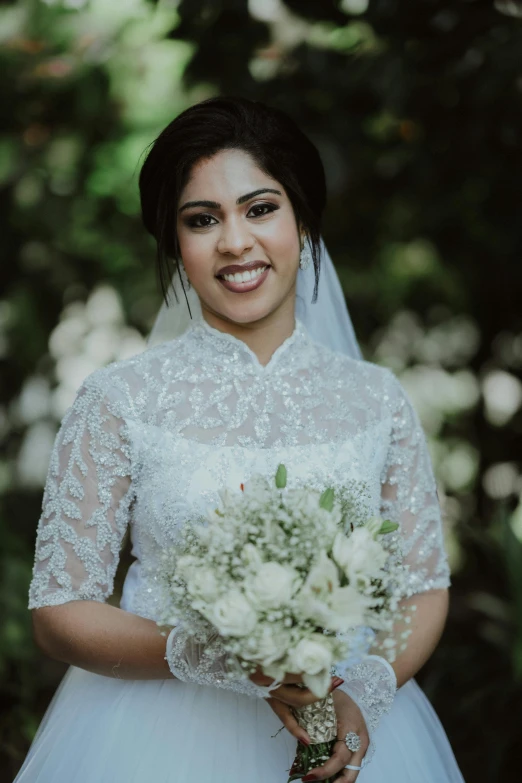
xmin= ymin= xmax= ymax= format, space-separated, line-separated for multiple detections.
xmin=178 ymin=188 xmax=282 ymax=213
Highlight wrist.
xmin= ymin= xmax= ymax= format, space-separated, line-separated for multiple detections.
xmin=335 ymin=653 xmax=397 ymax=765
xmin=165 ymin=625 xmax=282 ymax=698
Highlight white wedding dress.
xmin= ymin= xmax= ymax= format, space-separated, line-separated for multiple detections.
xmin=17 ymin=318 xmax=465 ymax=782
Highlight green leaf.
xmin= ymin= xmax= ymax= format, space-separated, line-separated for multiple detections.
xmin=275 ymin=463 xmax=287 ymax=489
xmin=319 ymin=487 xmax=335 ymax=511
xmin=378 ymin=520 xmax=399 ymax=535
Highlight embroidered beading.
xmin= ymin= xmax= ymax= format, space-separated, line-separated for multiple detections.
xmin=29 ymin=318 xmax=451 ymax=617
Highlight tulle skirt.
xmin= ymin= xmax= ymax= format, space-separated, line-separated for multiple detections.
xmin=14 ymin=666 xmax=465 ymax=782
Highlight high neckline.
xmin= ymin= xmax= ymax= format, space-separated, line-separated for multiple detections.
xmin=188 ymin=317 xmax=309 ymax=373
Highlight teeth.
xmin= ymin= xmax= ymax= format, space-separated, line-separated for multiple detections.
xmin=222 ymin=266 xmax=266 ymax=283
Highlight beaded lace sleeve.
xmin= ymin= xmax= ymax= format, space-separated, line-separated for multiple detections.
xmin=380 ymin=369 xmax=451 ymax=597
xmin=165 ymin=624 xmax=283 ymax=698
xmin=336 ymin=370 xmax=451 ymax=765
xmin=28 ymin=372 xmax=134 ymax=609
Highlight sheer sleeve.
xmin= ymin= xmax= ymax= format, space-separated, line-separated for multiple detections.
xmin=28 ymin=371 xmax=134 ymax=609
xmin=336 ymin=370 xmax=451 ymax=767
xmin=380 ymin=369 xmax=451 ymax=597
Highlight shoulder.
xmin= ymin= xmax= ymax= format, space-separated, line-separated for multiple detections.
xmin=71 ymin=336 xmax=188 ymax=417
xmin=308 ymin=339 xmax=418 ymax=420
xmin=309 ymin=338 xmax=398 ymax=394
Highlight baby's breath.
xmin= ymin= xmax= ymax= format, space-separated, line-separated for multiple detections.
xmin=157 ymin=466 xmax=414 ymax=694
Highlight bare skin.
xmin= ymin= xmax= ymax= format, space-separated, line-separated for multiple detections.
xmin=33 ymin=149 xmax=451 ymax=781
xmin=31 ymin=602 xmax=340 ymax=708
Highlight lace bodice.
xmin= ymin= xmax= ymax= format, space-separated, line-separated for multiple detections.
xmin=28 ymin=319 xmax=451 ymax=619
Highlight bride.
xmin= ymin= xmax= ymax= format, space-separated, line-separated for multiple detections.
xmin=16 ymin=97 xmax=465 ymax=783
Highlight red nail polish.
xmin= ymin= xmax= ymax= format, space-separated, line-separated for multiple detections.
xmin=302 ymin=775 xmax=317 ymax=782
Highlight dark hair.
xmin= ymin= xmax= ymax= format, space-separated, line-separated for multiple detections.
xmin=139 ymin=96 xmax=326 ymax=304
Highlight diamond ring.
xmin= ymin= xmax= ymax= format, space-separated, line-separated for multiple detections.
xmin=344 ymin=731 xmax=361 ymax=752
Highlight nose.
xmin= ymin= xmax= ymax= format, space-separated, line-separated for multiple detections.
xmin=217 ymin=215 xmax=254 ymax=257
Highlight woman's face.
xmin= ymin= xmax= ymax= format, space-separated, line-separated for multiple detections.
xmin=176 ymin=149 xmax=301 ymax=327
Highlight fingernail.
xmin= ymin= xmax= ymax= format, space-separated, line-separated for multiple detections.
xmin=302 ymin=775 xmax=317 ymax=782
xmin=300 ymin=736 xmax=311 ymax=746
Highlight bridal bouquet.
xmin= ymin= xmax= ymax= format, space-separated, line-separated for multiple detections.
xmin=157 ymin=465 xmax=410 ymax=782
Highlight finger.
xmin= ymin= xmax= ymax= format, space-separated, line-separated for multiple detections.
xmin=282 ymin=672 xmax=304 ymax=685
xmin=272 ymin=679 xmax=343 ymax=708
xmin=266 ymin=698 xmax=311 ymax=745
xmin=332 ymin=768 xmax=353 ymax=783
xmin=331 ymin=732 xmax=368 ymax=783
xmin=302 ymin=744 xmax=350 ymax=781
xmin=340 ymin=741 xmax=367 ymax=783
xmin=281 ymin=673 xmax=339 ymax=687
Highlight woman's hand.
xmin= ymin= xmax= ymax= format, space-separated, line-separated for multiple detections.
xmin=250 ymin=665 xmax=344 ymax=709
xmin=266 ymin=688 xmax=369 ymax=782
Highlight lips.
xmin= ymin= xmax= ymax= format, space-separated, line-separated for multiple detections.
xmin=216 ymin=260 xmax=270 ymax=279
xmin=216 ymin=261 xmax=270 ymax=294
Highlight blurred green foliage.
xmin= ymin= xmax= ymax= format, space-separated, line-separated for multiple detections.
xmin=1 ymin=0 xmax=522 ymax=780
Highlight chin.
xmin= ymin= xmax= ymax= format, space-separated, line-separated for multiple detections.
xmin=199 ymin=280 xmax=275 ymax=320
xmin=217 ymin=303 xmax=276 ymax=326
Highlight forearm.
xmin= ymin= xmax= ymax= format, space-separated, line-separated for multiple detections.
xmin=371 ymin=588 xmax=449 ymax=688
xmin=333 ymin=588 xmax=449 ymax=761
xmin=32 ymin=601 xmax=172 ymax=680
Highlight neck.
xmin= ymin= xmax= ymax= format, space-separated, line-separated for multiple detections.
xmin=200 ymin=297 xmax=296 ymax=367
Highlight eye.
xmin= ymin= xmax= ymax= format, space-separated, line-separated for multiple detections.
xmin=186 ymin=213 xmax=217 ymax=228
xmin=247 ymin=203 xmax=279 ymax=218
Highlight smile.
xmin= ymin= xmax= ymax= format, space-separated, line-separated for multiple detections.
xmin=216 ymin=262 xmax=270 ymax=293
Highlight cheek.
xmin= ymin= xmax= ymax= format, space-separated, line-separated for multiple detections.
xmin=263 ymin=213 xmax=300 ymax=268
xmin=176 ymin=228 xmax=212 ymax=283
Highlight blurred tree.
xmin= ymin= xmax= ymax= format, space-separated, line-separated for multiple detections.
xmin=2 ymin=0 xmax=522 ymax=780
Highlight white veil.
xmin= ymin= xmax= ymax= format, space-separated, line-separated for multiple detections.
xmin=148 ymin=240 xmax=362 ymax=361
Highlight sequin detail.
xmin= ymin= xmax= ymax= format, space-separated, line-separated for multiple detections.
xmin=165 ymin=625 xmax=277 ymax=698
xmin=29 ymin=318 xmax=451 ymax=616
xmin=337 ymin=654 xmax=397 ymax=763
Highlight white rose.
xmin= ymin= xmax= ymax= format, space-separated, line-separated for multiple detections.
xmin=318 ymin=585 xmax=368 ymax=632
xmin=210 ymin=589 xmax=258 ymax=637
xmin=289 ymin=634 xmax=332 ymax=674
xmin=303 ymin=550 xmax=339 ymax=598
xmin=289 ymin=635 xmax=333 ymax=698
xmin=245 ymin=562 xmax=300 ymax=610
xmin=333 ymin=529 xmax=387 ymax=582
xmin=241 ymin=623 xmax=290 ymax=665
xmin=186 ymin=568 xmax=219 ymax=602
xmin=294 ymin=551 xmax=339 ymax=626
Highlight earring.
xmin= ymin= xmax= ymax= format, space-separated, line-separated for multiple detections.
xmin=299 ymin=241 xmax=312 ymax=270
